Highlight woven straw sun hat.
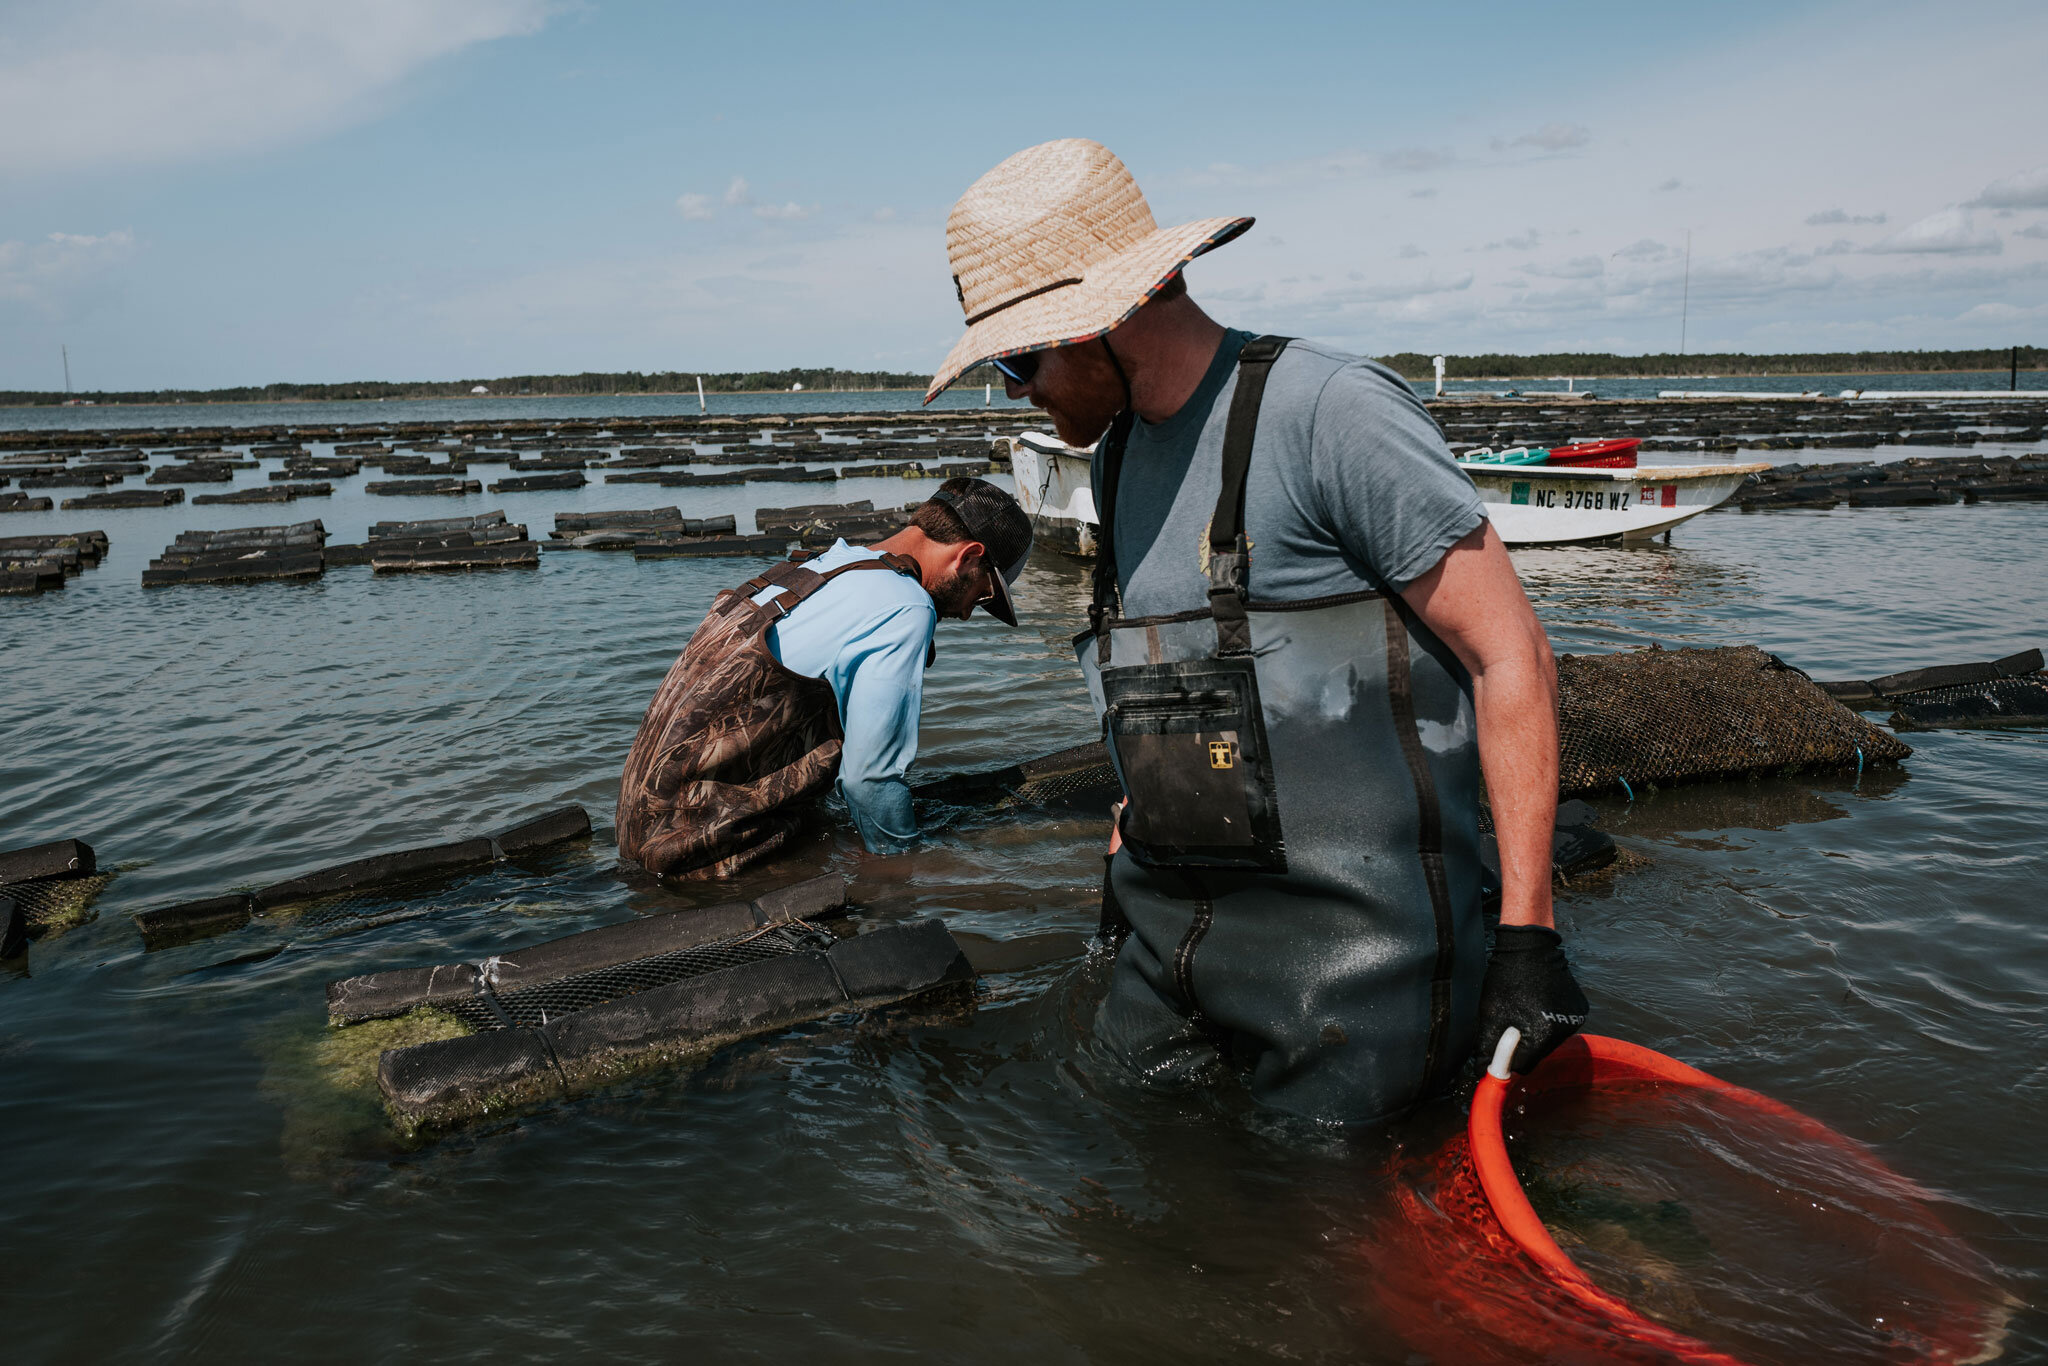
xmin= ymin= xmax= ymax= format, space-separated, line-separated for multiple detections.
xmin=924 ymin=138 xmax=1253 ymax=402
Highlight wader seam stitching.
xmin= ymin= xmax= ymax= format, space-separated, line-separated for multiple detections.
xmin=1382 ymin=602 xmax=1458 ymax=1093
xmin=1169 ymin=873 xmax=1215 ymax=1023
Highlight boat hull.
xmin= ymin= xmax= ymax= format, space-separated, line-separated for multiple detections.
xmin=1464 ymin=463 xmax=1768 ymax=545
xmin=1007 ymin=435 xmax=1100 ymax=556
xmin=1009 ymin=432 xmax=1766 ymax=552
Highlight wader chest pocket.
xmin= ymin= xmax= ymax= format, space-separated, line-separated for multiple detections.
xmin=1102 ymin=659 xmax=1286 ymax=872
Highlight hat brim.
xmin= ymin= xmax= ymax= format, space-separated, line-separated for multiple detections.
xmin=924 ymin=215 xmax=1253 ymax=404
xmin=980 ymin=562 xmax=1018 ymax=626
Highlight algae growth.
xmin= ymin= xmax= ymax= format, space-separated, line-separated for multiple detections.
xmin=258 ymin=1008 xmax=472 ymax=1172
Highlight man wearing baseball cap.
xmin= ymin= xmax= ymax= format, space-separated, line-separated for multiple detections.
xmin=927 ymin=140 xmax=1586 ymax=1125
xmin=616 ymin=477 xmax=1033 ymax=878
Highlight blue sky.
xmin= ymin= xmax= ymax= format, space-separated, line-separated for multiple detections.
xmin=4 ymin=0 xmax=2046 ymax=390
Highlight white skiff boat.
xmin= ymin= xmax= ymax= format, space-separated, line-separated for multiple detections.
xmin=1458 ymin=459 xmax=1770 ymax=544
xmin=1005 ymin=431 xmax=1766 ymax=550
xmin=1007 ymin=432 xmax=1101 ymax=556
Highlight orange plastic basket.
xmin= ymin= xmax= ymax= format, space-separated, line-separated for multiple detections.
xmin=1436 ymin=1030 xmax=2009 ymax=1365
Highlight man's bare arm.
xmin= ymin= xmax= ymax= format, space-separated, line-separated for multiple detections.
xmin=1398 ymin=520 xmax=1559 ymax=928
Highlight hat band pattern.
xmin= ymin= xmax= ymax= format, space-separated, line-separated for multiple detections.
xmin=963 ymin=276 xmax=1083 ymax=326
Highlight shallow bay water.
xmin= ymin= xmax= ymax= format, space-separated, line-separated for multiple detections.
xmin=2 ymin=440 xmax=2044 ymax=1362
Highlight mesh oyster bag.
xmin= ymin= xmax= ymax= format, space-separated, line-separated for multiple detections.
xmin=1557 ymin=646 xmax=1910 ymax=797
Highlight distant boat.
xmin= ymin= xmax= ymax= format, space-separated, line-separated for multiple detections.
xmin=1457 ymin=459 xmax=1767 ymax=544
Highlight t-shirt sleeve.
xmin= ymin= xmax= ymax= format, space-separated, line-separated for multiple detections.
xmin=1306 ymin=360 xmax=1485 ymax=590
xmin=828 ymin=599 xmax=936 ymax=853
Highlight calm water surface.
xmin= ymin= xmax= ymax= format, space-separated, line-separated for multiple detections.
xmin=2 ymin=450 xmax=2044 ymax=1362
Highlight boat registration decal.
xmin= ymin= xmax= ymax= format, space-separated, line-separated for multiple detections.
xmin=1661 ymin=484 xmax=1679 ymax=508
xmin=1525 ymin=487 xmax=1635 ymax=510
xmin=1510 ymin=482 xmax=1530 ymax=505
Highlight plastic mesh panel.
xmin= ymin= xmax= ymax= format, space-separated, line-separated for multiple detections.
xmin=1011 ymin=761 xmax=1119 ymax=805
xmin=1887 ymin=674 xmax=2048 ymax=730
xmin=1557 ymin=645 xmax=1911 ymax=796
xmin=263 ymin=872 xmax=494 ymax=938
xmin=445 ymin=923 xmax=834 ymax=1031
xmin=5 ymin=873 xmax=114 ymax=931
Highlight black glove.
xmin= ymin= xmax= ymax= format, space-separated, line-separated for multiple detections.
xmin=1476 ymin=924 xmax=1589 ymax=1074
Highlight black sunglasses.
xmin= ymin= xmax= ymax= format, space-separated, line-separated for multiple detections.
xmin=991 ymin=352 xmax=1042 ymax=385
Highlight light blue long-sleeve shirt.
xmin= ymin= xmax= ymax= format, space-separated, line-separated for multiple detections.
xmin=752 ymin=540 xmax=935 ymax=852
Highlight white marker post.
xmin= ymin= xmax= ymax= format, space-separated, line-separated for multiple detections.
xmin=1433 ymin=355 xmax=1446 ymax=398
xmin=696 ymin=376 xmax=706 ymax=414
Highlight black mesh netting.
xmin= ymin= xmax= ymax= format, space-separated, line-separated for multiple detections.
xmin=278 ymin=883 xmax=464 ymax=936
xmin=5 ymin=873 xmax=114 ymax=932
xmin=1888 ymin=674 xmax=2048 ymax=731
xmin=1011 ymin=760 xmax=1118 ymax=805
xmin=444 ymin=922 xmax=836 ymax=1031
xmin=1557 ymin=645 xmax=1911 ymax=796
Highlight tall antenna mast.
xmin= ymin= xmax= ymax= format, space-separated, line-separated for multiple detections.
xmin=62 ymin=343 xmax=72 ymax=395
xmin=1679 ymin=231 xmax=1692 ymax=358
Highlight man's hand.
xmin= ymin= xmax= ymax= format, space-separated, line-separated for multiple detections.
xmin=1476 ymin=924 xmax=1589 ymax=1072
xmin=1107 ymin=798 xmax=1124 ymax=856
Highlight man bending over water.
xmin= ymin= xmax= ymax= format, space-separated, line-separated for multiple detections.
xmin=616 ymin=478 xmax=1033 ymax=878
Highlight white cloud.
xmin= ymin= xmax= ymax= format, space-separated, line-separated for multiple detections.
xmin=752 ymin=202 xmax=816 ymax=221
xmin=676 ymin=193 xmax=714 ymax=221
xmin=1971 ymin=164 xmax=2048 ymax=209
xmin=0 ymin=0 xmax=549 ymax=175
xmin=2018 ymin=222 xmax=2048 ymax=240
xmin=724 ymin=176 xmax=753 ymax=207
xmin=1806 ymin=208 xmax=1887 ymax=226
xmin=1869 ymin=207 xmax=2001 ymax=255
xmin=1398 ymin=244 xmax=1427 ymax=259
xmin=1510 ymin=123 xmax=1590 ymax=152
xmin=0 ymin=229 xmax=138 ymax=313
xmin=1381 ymin=146 xmax=1454 ymax=174
xmin=872 ymin=207 xmax=896 ymax=223
xmin=1527 ymin=255 xmax=1606 ymax=280
xmin=1613 ymin=238 xmax=1677 ymax=262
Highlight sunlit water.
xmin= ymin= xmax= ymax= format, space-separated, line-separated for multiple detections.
xmin=2 ymin=436 xmax=2044 ymax=1362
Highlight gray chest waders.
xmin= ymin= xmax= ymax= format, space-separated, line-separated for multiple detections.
xmin=1077 ymin=336 xmax=1486 ymax=1124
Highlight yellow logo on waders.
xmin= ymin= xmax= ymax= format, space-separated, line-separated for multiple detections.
xmin=1208 ymin=740 xmax=1234 ymax=769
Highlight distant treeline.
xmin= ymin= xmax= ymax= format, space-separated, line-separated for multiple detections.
xmin=5 ymin=350 xmax=2037 ymax=406
xmin=1377 ymin=347 xmax=2042 ymax=381
xmin=0 ymin=364 xmax=1005 ymax=407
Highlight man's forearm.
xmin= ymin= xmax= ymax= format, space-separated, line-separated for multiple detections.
xmin=1473 ymin=643 xmax=1559 ymax=927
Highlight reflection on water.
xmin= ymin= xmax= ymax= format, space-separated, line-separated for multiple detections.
xmin=0 ymin=489 xmax=2044 ymax=1361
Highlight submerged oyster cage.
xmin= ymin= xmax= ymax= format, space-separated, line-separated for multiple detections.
xmin=132 ymin=804 xmax=592 ymax=949
xmin=0 ymin=837 xmax=111 ymax=949
xmin=1819 ymin=646 xmax=2048 ymax=731
xmin=324 ymin=876 xmax=974 ymax=1134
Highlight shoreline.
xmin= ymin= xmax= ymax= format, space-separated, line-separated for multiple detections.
xmin=5 ymin=369 xmax=2043 ymax=412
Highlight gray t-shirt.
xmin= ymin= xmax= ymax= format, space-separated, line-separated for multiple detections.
xmin=1096 ymin=330 xmax=1485 ymax=614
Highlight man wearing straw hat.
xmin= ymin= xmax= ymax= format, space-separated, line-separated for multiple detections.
xmin=927 ymin=139 xmax=1588 ymax=1124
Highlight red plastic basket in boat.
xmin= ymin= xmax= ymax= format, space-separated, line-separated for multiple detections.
xmin=1373 ymin=1031 xmax=2009 ymax=1366
xmin=1548 ymin=438 xmax=1641 ymax=468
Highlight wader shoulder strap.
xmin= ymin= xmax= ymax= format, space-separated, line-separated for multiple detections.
xmin=1207 ymin=335 xmax=1293 ymax=655
xmin=1088 ymin=410 xmax=1136 ymax=665
xmin=746 ymin=552 xmax=923 ymax=622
